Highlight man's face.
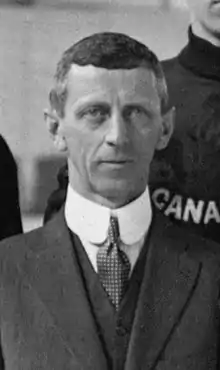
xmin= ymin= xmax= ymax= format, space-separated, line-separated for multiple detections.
xmin=187 ymin=0 xmax=220 ymax=34
xmin=55 ymin=65 xmax=172 ymax=206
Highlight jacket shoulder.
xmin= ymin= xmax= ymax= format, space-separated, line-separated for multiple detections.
xmin=162 ymin=56 xmax=179 ymax=71
xmin=0 ymin=226 xmax=45 ymax=267
xmin=159 ymin=211 xmax=220 ymax=262
xmin=0 ymin=210 xmax=67 ymax=271
xmin=161 ymin=53 xmax=188 ymax=86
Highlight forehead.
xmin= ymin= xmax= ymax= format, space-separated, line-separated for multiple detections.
xmin=65 ymin=64 xmax=160 ymax=107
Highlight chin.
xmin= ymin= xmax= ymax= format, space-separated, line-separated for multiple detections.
xmin=91 ymin=177 xmax=144 ymax=206
xmin=96 ymin=179 xmax=130 ymax=195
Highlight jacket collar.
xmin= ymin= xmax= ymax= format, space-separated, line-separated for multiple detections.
xmin=19 ymin=210 xmax=202 ymax=370
xmin=19 ymin=210 xmax=108 ymax=370
xmin=125 ymin=212 xmax=202 ymax=370
xmin=179 ymin=27 xmax=220 ymax=81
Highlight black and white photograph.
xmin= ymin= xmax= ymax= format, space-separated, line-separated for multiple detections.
xmin=0 ymin=0 xmax=220 ymax=368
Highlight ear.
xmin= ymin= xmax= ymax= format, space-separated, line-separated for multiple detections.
xmin=44 ymin=108 xmax=67 ymax=152
xmin=156 ymin=107 xmax=175 ymax=151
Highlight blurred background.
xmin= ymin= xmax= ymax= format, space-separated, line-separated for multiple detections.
xmin=0 ymin=0 xmax=190 ymax=231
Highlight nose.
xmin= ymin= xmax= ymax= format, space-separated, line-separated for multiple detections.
xmin=105 ymin=111 xmax=129 ymax=147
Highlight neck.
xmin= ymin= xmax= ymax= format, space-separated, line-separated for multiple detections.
xmin=68 ymin=161 xmax=146 ymax=209
xmin=79 ymin=191 xmax=130 ymax=209
xmin=192 ymin=21 xmax=220 ymax=47
xmin=179 ymin=26 xmax=220 ymax=81
xmin=70 ymin=185 xmax=143 ymax=209
xmin=68 ymin=180 xmax=144 ymax=210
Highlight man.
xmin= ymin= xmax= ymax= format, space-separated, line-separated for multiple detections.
xmin=0 ymin=135 xmax=22 ymax=240
xmin=150 ymin=0 xmax=220 ymax=243
xmin=0 ymin=32 xmax=220 ymax=370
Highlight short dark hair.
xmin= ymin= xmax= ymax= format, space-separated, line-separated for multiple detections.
xmin=49 ymin=32 xmax=168 ymax=117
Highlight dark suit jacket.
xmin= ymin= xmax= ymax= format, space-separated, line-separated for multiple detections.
xmin=0 ymin=135 xmax=22 ymax=240
xmin=0 ymin=210 xmax=219 ymax=369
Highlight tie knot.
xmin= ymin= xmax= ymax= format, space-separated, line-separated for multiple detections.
xmin=108 ymin=216 xmax=120 ymax=245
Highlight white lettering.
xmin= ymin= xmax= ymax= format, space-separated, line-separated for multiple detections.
xmin=183 ymin=198 xmax=204 ymax=224
xmin=204 ymin=201 xmax=220 ymax=224
xmin=164 ymin=195 xmax=182 ymax=220
xmin=152 ymin=188 xmax=170 ymax=210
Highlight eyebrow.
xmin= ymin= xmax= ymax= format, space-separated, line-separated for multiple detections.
xmin=74 ymin=98 xmax=156 ymax=107
xmin=72 ymin=95 xmax=160 ymax=114
xmin=74 ymin=101 xmax=110 ymax=112
xmin=124 ymin=97 xmax=160 ymax=108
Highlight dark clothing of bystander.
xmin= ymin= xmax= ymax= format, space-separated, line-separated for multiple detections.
xmin=0 ymin=135 xmax=22 ymax=240
xmin=150 ymin=28 xmax=220 ymax=244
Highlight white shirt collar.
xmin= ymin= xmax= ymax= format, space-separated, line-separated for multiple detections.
xmin=65 ymin=184 xmax=152 ymax=245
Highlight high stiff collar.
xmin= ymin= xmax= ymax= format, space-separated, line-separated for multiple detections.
xmin=179 ymin=27 xmax=220 ymax=81
xmin=64 ymin=185 xmax=152 ymax=245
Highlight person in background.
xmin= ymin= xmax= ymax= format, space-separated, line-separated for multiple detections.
xmin=43 ymin=164 xmax=68 ymax=223
xmin=150 ymin=0 xmax=220 ymax=243
xmin=0 ymin=135 xmax=22 ymax=240
xmin=1 ymin=32 xmax=220 ymax=369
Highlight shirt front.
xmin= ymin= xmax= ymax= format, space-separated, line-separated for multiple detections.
xmin=65 ymin=185 xmax=152 ymax=274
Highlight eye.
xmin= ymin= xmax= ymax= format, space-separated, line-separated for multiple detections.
xmin=82 ymin=105 xmax=109 ymax=123
xmin=123 ymin=105 xmax=148 ymax=121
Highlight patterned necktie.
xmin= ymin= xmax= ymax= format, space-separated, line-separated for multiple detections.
xmin=97 ymin=216 xmax=131 ymax=310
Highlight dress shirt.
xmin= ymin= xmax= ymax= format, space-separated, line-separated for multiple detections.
xmin=65 ymin=185 xmax=152 ymax=274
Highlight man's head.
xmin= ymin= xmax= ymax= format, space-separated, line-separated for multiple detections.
xmin=185 ymin=0 xmax=220 ymax=43
xmin=45 ymin=32 xmax=174 ymax=208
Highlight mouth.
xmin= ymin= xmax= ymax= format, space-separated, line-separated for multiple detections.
xmin=98 ymin=159 xmax=133 ymax=168
xmin=100 ymin=158 xmax=133 ymax=163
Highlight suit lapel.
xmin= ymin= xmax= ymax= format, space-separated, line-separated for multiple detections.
xmin=20 ymin=211 xmax=108 ymax=370
xmin=125 ymin=214 xmax=202 ymax=370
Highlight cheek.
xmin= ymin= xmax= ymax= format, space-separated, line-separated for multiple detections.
xmin=199 ymin=5 xmax=208 ymax=19
xmin=65 ymin=129 xmax=101 ymax=167
xmin=133 ymin=127 xmax=159 ymax=156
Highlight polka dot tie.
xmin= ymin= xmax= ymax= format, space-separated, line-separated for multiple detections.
xmin=97 ymin=216 xmax=131 ymax=310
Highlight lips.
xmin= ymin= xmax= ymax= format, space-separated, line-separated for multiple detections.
xmin=98 ymin=158 xmax=134 ymax=170
xmin=104 ymin=160 xmax=130 ymax=163
xmin=99 ymin=159 xmax=133 ymax=164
